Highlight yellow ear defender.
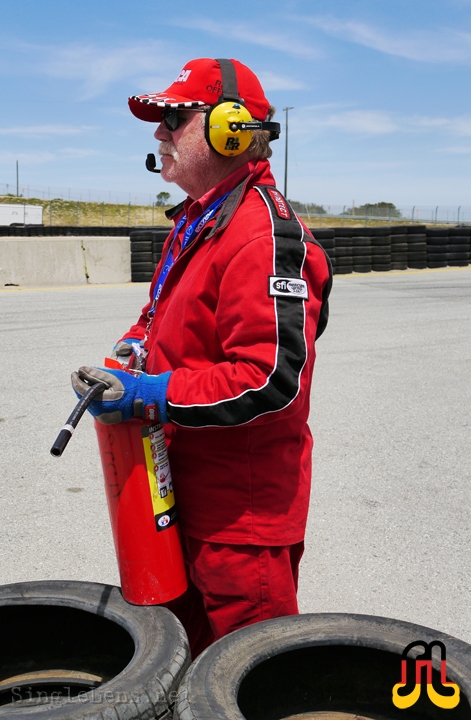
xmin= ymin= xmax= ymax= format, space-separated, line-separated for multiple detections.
xmin=206 ymin=101 xmax=254 ymax=156
xmin=205 ymin=59 xmax=280 ymax=157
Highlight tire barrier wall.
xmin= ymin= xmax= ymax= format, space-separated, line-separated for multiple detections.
xmin=0 ymin=580 xmax=190 ymax=719
xmin=132 ymin=224 xmax=471 ymax=283
xmin=2 ymin=225 xmax=468 ymax=286
xmin=311 ymin=225 xmax=470 ymax=275
xmin=0 ymin=225 xmax=139 ymax=237
xmin=175 ymin=613 xmax=471 ymax=720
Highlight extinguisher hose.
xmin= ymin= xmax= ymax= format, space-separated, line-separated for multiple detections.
xmin=50 ymin=381 xmax=109 ymax=457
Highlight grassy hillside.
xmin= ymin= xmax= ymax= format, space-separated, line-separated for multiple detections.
xmin=0 ymin=195 xmax=173 ymax=227
xmin=1 ymin=194 xmax=431 ymax=228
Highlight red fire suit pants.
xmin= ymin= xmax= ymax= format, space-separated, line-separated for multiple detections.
xmin=164 ymin=535 xmax=304 ymax=658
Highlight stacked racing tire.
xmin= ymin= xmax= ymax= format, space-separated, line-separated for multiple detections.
xmin=175 ymin=613 xmax=471 ymax=720
xmin=0 ymin=580 xmax=190 ymax=719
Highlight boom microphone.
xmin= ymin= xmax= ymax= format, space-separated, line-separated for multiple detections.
xmin=146 ymin=153 xmax=161 ymax=173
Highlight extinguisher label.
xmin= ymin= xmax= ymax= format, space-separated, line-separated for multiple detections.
xmin=141 ymin=423 xmax=177 ymax=532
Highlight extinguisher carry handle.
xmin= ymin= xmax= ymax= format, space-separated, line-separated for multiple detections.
xmin=50 ymin=381 xmax=109 ymax=457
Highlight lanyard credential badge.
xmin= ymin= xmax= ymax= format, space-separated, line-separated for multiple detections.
xmin=152 ymin=190 xmax=230 ymax=307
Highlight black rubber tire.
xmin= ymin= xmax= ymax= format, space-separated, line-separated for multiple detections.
xmin=427 ymin=237 xmax=449 ymax=247
xmin=308 ymin=229 xmax=335 ymax=241
xmin=391 ymin=254 xmax=407 ymax=264
xmin=390 ymin=242 xmax=407 ymax=253
xmin=426 ymin=228 xmax=449 ymax=238
xmin=370 ymin=227 xmax=390 ymax=237
xmin=408 ymin=260 xmax=428 ymax=269
xmin=316 ymin=238 xmax=335 ymax=249
xmin=427 ymin=245 xmax=448 ymax=254
xmin=334 ymin=265 xmax=353 ymax=274
xmin=391 ymin=261 xmax=408 ymax=270
xmin=0 ymin=580 xmax=190 ymax=719
xmin=448 ymin=244 xmax=470 ymax=253
xmin=129 ymin=229 xmax=154 ymax=240
xmin=427 ymin=253 xmax=448 ymax=262
xmin=390 ymin=234 xmax=407 ymax=245
xmin=352 ymin=265 xmax=372 ymax=273
xmin=335 ymin=255 xmax=354 ymax=265
xmin=449 ymin=227 xmax=470 ymax=237
xmin=447 ymin=252 xmax=470 ymax=261
xmin=174 ymin=613 xmax=471 ymax=720
xmin=352 ymin=246 xmax=372 ymax=257
xmin=131 ymin=261 xmax=156 ymax=272
xmin=448 ymin=259 xmax=469 ymax=267
xmin=372 ymin=263 xmax=392 ymax=272
xmin=130 ymin=240 xmax=153 ymax=253
xmin=334 ymin=237 xmax=353 ymax=247
xmin=427 ymin=260 xmax=447 ymax=268
xmin=132 ymin=272 xmax=154 ymax=282
xmin=130 ymin=251 xmax=153 ymax=262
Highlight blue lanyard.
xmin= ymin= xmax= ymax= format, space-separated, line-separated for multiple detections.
xmin=151 ymin=191 xmax=230 ymax=309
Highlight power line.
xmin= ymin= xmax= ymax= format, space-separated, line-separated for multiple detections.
xmin=283 ymin=107 xmax=294 ymax=198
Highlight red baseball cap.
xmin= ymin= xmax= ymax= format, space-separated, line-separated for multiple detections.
xmin=128 ymin=58 xmax=270 ymax=123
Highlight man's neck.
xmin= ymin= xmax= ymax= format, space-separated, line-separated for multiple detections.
xmin=183 ymin=153 xmax=252 ymax=202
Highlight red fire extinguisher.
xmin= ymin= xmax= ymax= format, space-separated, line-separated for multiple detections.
xmin=51 ymin=364 xmax=188 ymax=605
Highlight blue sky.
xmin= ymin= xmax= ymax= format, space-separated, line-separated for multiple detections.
xmin=1 ymin=0 xmax=471 ymax=209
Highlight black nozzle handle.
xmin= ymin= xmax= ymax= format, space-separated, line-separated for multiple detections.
xmin=50 ymin=381 xmax=109 ymax=457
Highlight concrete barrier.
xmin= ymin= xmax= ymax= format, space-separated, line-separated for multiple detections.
xmin=0 ymin=236 xmax=131 ymax=286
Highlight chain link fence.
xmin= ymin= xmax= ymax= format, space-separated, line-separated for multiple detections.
xmin=1 ymin=182 xmax=470 ymax=227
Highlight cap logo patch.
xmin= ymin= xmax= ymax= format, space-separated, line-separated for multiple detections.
xmin=175 ymin=69 xmax=192 ymax=83
xmin=269 ymin=276 xmax=309 ymax=300
xmin=267 ymin=189 xmax=290 ymax=219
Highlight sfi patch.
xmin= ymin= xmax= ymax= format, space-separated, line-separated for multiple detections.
xmin=269 ymin=276 xmax=309 ymax=299
xmin=267 ymin=188 xmax=291 ymax=219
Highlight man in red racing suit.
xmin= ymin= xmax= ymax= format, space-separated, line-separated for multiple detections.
xmin=72 ymin=57 xmax=332 ymax=657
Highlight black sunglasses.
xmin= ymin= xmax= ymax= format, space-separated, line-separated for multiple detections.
xmin=161 ymin=107 xmax=207 ymax=132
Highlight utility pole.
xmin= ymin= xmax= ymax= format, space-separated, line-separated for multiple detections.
xmin=283 ymin=107 xmax=294 ymax=198
xmin=16 ymin=161 xmax=19 ymax=197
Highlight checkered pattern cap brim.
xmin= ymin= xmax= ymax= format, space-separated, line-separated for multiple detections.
xmin=128 ymin=93 xmax=206 ymax=122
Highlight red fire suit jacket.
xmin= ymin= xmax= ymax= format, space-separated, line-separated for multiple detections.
xmin=122 ymin=159 xmax=332 ymax=545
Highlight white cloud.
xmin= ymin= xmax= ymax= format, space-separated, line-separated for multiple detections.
xmin=301 ymin=16 xmax=471 ymax=64
xmin=0 ymin=125 xmax=94 ymax=137
xmin=0 ymin=40 xmax=180 ymax=99
xmin=166 ymin=18 xmax=321 ymax=60
xmin=0 ymin=150 xmax=56 ymax=165
xmin=255 ymin=71 xmax=307 ymax=92
xmin=410 ymin=115 xmax=471 ymax=135
xmin=313 ymin=110 xmax=399 ymax=134
xmin=0 ymin=147 xmax=99 ymax=165
xmin=296 ymin=106 xmax=471 ymax=137
xmin=437 ymin=145 xmax=471 ymax=153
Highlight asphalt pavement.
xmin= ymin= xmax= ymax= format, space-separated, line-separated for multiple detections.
xmin=0 ymin=267 xmax=470 ymax=644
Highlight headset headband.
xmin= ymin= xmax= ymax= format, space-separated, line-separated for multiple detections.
xmin=212 ymin=58 xmax=280 ymax=141
xmin=217 ymin=58 xmax=240 ymax=102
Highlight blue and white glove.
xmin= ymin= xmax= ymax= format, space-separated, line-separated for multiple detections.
xmin=110 ymin=337 xmax=141 ymax=361
xmin=71 ymin=366 xmax=171 ymax=425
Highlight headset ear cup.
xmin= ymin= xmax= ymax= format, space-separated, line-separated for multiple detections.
xmin=205 ymin=101 xmax=254 ymax=157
